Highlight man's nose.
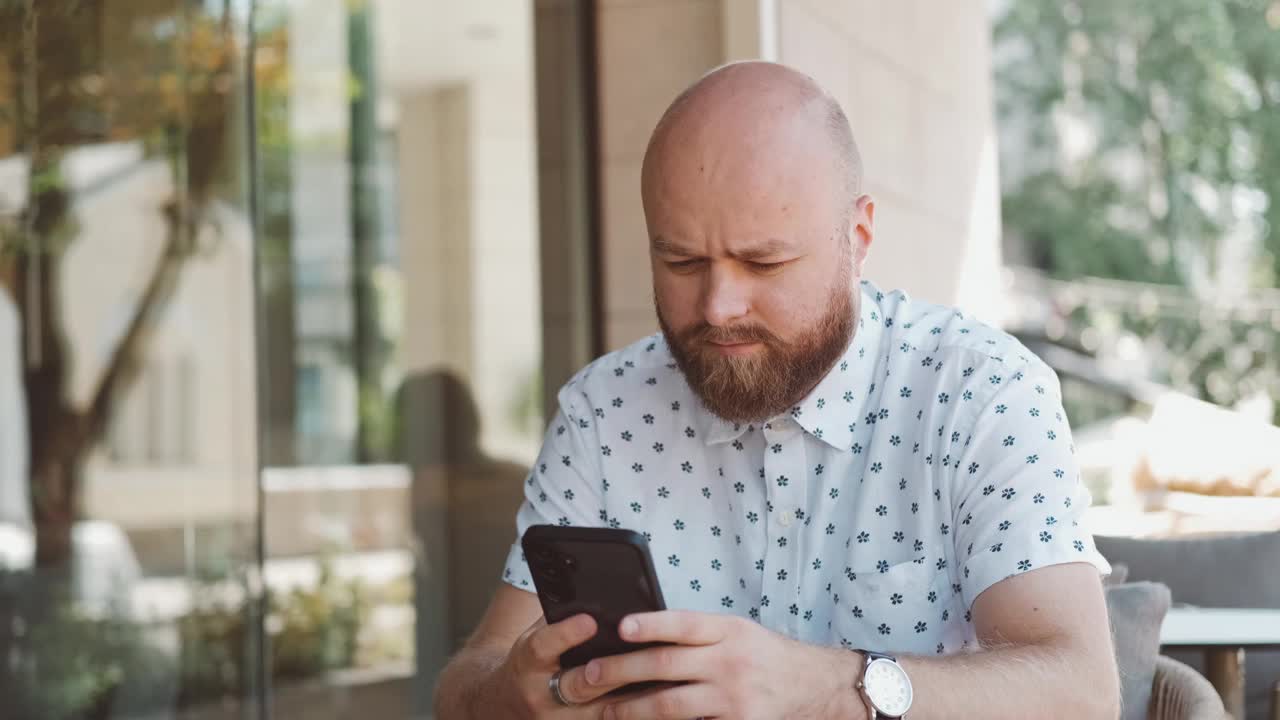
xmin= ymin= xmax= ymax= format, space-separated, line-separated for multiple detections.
xmin=701 ymin=265 xmax=749 ymax=327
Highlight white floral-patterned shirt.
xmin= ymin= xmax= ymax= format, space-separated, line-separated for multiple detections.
xmin=503 ymin=281 xmax=1109 ymax=656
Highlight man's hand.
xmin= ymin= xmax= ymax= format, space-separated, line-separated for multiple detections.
xmin=486 ymin=612 xmax=608 ymax=718
xmin=482 ymin=611 xmax=706 ymax=719
xmin=555 ymin=610 xmax=863 ymax=720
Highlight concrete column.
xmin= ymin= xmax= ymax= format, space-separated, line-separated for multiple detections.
xmin=595 ymin=0 xmax=725 ymax=350
xmin=777 ymin=0 xmax=1005 ymax=322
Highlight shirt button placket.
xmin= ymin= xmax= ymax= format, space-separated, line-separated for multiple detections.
xmin=762 ymin=417 xmax=806 ymax=636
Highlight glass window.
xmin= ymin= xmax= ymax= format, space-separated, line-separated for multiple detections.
xmin=0 ymin=1 xmax=261 ymax=716
xmin=253 ymin=1 xmax=598 ymax=713
xmin=0 ymin=0 xmax=598 ymax=716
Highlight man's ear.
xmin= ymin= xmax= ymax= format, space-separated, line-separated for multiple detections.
xmin=852 ymin=194 xmax=875 ymax=274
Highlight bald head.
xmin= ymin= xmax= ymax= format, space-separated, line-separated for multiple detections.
xmin=643 ymin=62 xmax=863 ymax=210
xmin=645 ymin=64 xmax=875 ymax=423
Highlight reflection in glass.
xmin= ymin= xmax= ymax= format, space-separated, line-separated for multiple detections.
xmin=252 ymin=0 xmax=609 ymax=713
xmin=254 ymin=1 xmax=556 ymax=714
xmin=0 ymin=1 xmax=259 ymax=716
xmin=0 ymin=0 xmax=597 ymax=716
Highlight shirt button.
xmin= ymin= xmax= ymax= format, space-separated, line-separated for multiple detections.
xmin=778 ymin=509 xmax=795 ymax=527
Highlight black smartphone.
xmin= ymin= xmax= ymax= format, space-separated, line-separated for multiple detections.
xmin=521 ymin=524 xmax=669 ymax=693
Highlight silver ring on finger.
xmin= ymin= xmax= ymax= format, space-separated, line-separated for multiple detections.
xmin=549 ymin=669 xmax=575 ymax=707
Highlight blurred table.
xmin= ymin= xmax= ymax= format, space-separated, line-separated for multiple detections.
xmin=1160 ymin=606 xmax=1280 ymax=719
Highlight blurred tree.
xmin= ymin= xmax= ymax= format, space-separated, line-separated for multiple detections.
xmin=348 ymin=0 xmax=395 ymax=463
xmin=0 ymin=0 xmax=290 ymax=570
xmin=254 ymin=9 xmax=301 ymax=466
xmin=997 ymin=0 xmax=1280 ymax=285
xmin=995 ymin=0 xmax=1280 ymax=420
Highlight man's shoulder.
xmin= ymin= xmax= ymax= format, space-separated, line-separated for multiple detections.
xmin=873 ymin=286 xmax=1048 ymax=375
xmin=556 ymin=332 xmax=684 ymax=413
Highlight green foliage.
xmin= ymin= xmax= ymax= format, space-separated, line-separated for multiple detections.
xmin=269 ymin=556 xmax=366 ymax=682
xmin=997 ymin=0 xmax=1280 ymax=285
xmin=0 ymin=557 xmax=368 ymax=718
xmin=0 ymin=572 xmax=172 ymax=719
xmin=995 ymin=0 xmax=1280 ymax=423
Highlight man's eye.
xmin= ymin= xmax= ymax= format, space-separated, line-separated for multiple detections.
xmin=666 ymin=259 xmax=702 ymax=271
xmin=749 ymin=261 xmax=787 ymax=272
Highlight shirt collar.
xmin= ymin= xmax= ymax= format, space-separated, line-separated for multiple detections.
xmin=701 ymin=283 xmax=884 ymax=451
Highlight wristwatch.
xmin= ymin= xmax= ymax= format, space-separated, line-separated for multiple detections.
xmin=855 ymin=650 xmax=913 ymax=719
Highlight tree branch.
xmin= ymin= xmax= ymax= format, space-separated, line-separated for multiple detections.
xmin=79 ymin=21 xmax=235 ymax=450
xmin=79 ymin=201 xmax=199 ymax=449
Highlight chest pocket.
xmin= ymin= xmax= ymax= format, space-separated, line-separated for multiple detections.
xmin=830 ymin=558 xmax=953 ymax=655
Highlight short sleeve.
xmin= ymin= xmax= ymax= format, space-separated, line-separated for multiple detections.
xmin=501 ymin=384 xmax=605 ymax=592
xmin=950 ymin=361 xmax=1111 ymax=610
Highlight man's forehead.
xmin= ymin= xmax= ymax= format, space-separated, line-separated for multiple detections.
xmin=643 ymin=133 xmax=843 ymax=227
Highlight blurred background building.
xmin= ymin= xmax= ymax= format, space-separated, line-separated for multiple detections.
xmin=0 ymin=1 xmax=1276 ymax=718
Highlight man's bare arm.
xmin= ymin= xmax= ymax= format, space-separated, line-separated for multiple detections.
xmin=433 ymin=584 xmax=545 ymax=720
xmin=438 ymin=564 xmax=1118 ymax=719
xmin=821 ymin=562 xmax=1120 ymax=720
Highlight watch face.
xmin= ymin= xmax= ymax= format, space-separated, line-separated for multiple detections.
xmin=864 ymin=658 xmax=913 ymax=717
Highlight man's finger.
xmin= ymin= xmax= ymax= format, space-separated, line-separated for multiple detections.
xmin=551 ymin=663 xmax=630 ymax=706
xmin=581 ymin=644 xmax=711 ymax=691
xmin=526 ymin=613 xmax=598 ymax=665
xmin=606 ymin=681 xmax=725 ymax=720
xmin=617 ymin=610 xmax=729 ymax=646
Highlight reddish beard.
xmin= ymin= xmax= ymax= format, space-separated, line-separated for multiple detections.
xmin=659 ymin=288 xmax=856 ymax=424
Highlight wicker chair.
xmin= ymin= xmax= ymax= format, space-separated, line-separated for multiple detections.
xmin=1149 ymin=655 xmax=1229 ymax=720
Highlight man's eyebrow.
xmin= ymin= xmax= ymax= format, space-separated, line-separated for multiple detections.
xmin=651 ymin=235 xmax=692 ymax=256
xmin=651 ymin=235 xmax=793 ymax=261
xmin=729 ymin=238 xmax=792 ymax=261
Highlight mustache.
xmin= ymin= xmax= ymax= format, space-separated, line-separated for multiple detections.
xmin=682 ymin=322 xmax=782 ymax=347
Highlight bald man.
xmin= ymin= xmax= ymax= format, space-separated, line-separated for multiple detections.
xmin=435 ymin=62 xmax=1119 ymax=720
